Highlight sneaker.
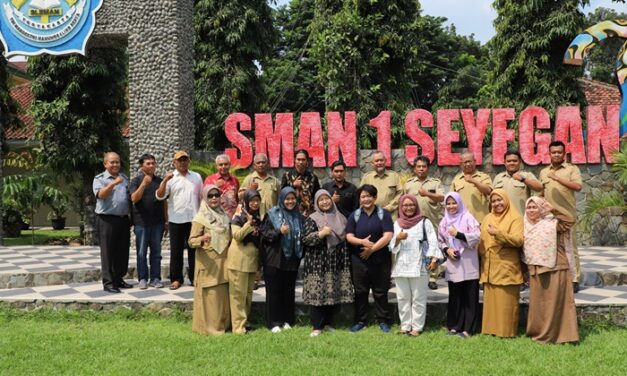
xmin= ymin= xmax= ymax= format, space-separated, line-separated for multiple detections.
xmin=379 ymin=323 xmax=391 ymax=333
xmin=282 ymin=323 xmax=292 ymax=330
xmin=138 ymin=279 xmax=148 ymax=290
xmin=271 ymin=326 xmax=282 ymax=333
xmin=428 ymin=281 xmax=438 ymax=290
xmin=350 ymin=322 xmax=366 ymax=333
xmin=149 ymin=279 xmax=164 ymax=288
xmin=310 ymin=330 xmax=322 ymax=337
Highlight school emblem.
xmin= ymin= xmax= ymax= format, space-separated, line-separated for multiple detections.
xmin=0 ymin=0 xmax=103 ymax=57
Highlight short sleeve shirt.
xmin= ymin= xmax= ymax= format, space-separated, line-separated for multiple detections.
xmin=156 ymin=169 xmax=203 ymax=224
xmin=129 ymin=172 xmax=164 ymax=226
xmin=539 ymin=163 xmax=582 ymax=217
xmin=204 ymin=173 xmax=240 ymax=218
xmin=93 ymin=171 xmax=130 ymax=216
xmin=492 ymin=170 xmax=537 ymax=216
xmin=345 ymin=206 xmax=394 ymax=265
xmin=404 ymin=176 xmax=444 ymax=226
xmin=451 ymin=171 xmax=492 ymax=223
xmin=242 ymin=171 xmax=280 ymax=218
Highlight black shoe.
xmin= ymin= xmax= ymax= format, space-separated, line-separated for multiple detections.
xmin=104 ymin=286 xmax=121 ymax=293
xmin=428 ymin=282 xmax=438 ymax=290
xmin=573 ymin=282 xmax=580 ymax=294
xmin=116 ymin=281 xmax=133 ymax=289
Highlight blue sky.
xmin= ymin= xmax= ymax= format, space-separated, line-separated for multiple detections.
xmin=274 ymin=0 xmax=626 ymax=44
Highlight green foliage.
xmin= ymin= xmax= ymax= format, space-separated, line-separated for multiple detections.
xmin=584 ymin=8 xmax=627 ymax=84
xmin=610 ymin=143 xmax=627 ymax=186
xmin=28 ymin=49 xmax=128 ymax=181
xmin=581 ymin=191 xmax=626 ymax=231
xmin=194 ymin=0 xmax=276 ymax=149
xmin=189 ymin=160 xmax=216 ymax=181
xmin=2 ymin=229 xmax=81 ymax=246
xmin=0 ymin=47 xmax=21 ymax=152
xmin=490 ymin=0 xmax=585 ymax=113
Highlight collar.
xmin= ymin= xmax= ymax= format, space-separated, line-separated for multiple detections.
xmin=549 ymin=162 xmax=566 ymax=170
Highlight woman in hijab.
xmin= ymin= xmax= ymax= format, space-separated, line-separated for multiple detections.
xmin=438 ymin=192 xmax=481 ymax=338
xmin=524 ymin=196 xmax=579 ymax=344
xmin=479 ymin=189 xmax=524 ymax=338
xmin=189 ymin=184 xmax=232 ymax=336
xmin=259 ymin=186 xmax=304 ymax=333
xmin=390 ymin=194 xmax=441 ymax=337
xmin=302 ymin=189 xmax=354 ymax=337
xmin=227 ymin=189 xmax=263 ymax=334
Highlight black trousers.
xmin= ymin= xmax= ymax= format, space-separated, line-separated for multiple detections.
xmin=447 ymin=279 xmax=480 ymax=334
xmin=351 ymin=254 xmax=392 ymax=324
xmin=169 ymin=222 xmax=195 ymax=284
xmin=263 ymin=265 xmax=298 ymax=328
xmin=97 ymin=214 xmax=130 ymax=288
xmin=310 ymin=305 xmax=338 ymax=330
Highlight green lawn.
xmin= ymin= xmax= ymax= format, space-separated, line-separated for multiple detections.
xmin=2 ymin=229 xmax=81 ymax=246
xmin=0 ymin=307 xmax=625 ymax=375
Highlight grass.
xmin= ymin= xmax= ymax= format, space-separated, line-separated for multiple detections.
xmin=0 ymin=307 xmax=625 ymax=375
xmin=2 ymin=229 xmax=81 ymax=246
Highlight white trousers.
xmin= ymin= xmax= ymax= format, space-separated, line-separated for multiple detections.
xmin=395 ymin=275 xmax=428 ymax=331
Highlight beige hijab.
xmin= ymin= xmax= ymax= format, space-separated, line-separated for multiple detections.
xmin=192 ymin=185 xmax=232 ymax=254
xmin=481 ymin=189 xmax=522 ymax=251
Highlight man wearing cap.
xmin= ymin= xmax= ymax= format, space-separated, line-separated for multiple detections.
xmin=93 ymin=152 xmax=131 ymax=293
xmin=242 ymin=153 xmax=280 ymax=217
xmin=204 ymin=154 xmax=240 ymax=218
xmin=156 ymin=151 xmax=203 ymax=290
xmin=451 ymin=151 xmax=493 ymax=223
xmin=130 ymin=153 xmax=167 ymax=289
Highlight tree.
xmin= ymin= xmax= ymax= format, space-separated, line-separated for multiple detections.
xmin=583 ymin=7 xmax=627 ymax=84
xmin=262 ymin=0 xmax=324 ymax=115
xmin=490 ymin=0 xmax=586 ymax=112
xmin=194 ymin=0 xmax=277 ymax=150
xmin=28 ymin=49 xmax=127 ymax=245
xmin=0 ymin=47 xmax=21 ymax=244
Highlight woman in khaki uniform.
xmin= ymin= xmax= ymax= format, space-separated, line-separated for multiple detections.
xmin=189 ymin=184 xmax=232 ymax=335
xmin=479 ymin=189 xmax=524 ymax=338
xmin=227 ymin=189 xmax=263 ymax=334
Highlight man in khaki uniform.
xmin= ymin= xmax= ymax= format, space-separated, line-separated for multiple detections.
xmin=451 ymin=152 xmax=493 ymax=223
xmin=359 ymin=151 xmax=403 ymax=219
xmin=492 ymin=149 xmax=543 ymax=216
xmin=404 ymin=155 xmax=444 ymax=289
xmin=241 ymin=153 xmax=280 ymax=217
xmin=539 ymin=141 xmax=583 ymax=292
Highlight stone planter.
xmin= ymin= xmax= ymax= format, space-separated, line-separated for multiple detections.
xmin=51 ymin=218 xmax=66 ymax=230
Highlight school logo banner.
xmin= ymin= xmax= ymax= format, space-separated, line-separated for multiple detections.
xmin=0 ymin=0 xmax=103 ymax=57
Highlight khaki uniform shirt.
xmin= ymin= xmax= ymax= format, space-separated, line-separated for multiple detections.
xmin=360 ymin=170 xmax=403 ymax=217
xmin=492 ymin=170 xmax=538 ymax=216
xmin=539 ymin=163 xmax=582 ymax=218
xmin=451 ymin=171 xmax=492 ymax=223
xmin=404 ymin=176 xmax=444 ymax=226
xmin=242 ymin=171 xmax=280 ymax=218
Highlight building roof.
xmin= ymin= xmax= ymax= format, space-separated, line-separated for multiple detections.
xmin=5 ymin=83 xmax=34 ymax=140
xmin=577 ymin=78 xmax=622 ymax=107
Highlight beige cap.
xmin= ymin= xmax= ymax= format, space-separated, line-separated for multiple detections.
xmin=173 ymin=150 xmax=189 ymax=160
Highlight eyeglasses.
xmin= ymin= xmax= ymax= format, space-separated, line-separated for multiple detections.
xmin=401 ymin=204 xmax=416 ymax=208
xmin=207 ymin=193 xmax=220 ymax=199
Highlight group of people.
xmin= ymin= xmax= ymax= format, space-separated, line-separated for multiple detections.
xmin=93 ymin=140 xmax=582 ymax=344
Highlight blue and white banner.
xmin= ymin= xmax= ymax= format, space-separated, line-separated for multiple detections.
xmin=0 ymin=0 xmax=103 ymax=57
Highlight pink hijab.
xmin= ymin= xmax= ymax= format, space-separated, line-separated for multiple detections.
xmin=397 ymin=194 xmax=424 ymax=229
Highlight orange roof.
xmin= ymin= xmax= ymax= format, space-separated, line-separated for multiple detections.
xmin=577 ymin=78 xmax=622 ymax=107
xmin=5 ymin=83 xmax=34 ymax=140
xmin=7 ymin=61 xmax=27 ymax=73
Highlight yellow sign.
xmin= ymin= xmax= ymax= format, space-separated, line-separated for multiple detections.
xmin=11 ymin=0 xmax=27 ymax=9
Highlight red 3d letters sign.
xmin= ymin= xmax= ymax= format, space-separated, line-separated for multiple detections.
xmin=224 ymin=106 xmax=619 ymax=168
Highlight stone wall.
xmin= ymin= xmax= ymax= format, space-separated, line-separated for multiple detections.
xmin=90 ymin=0 xmax=195 ymax=175
xmin=193 ymin=148 xmax=626 ymax=246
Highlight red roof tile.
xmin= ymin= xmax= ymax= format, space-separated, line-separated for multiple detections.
xmin=7 ymin=61 xmax=27 ymax=73
xmin=577 ymin=78 xmax=622 ymax=107
xmin=5 ymin=83 xmax=34 ymax=140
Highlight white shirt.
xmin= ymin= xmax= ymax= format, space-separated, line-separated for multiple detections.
xmin=389 ymin=219 xmax=441 ymax=278
xmin=156 ymin=169 xmax=203 ymax=224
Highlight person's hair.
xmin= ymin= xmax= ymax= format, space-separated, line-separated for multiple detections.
xmin=253 ymin=153 xmax=268 ymax=162
xmin=413 ymin=155 xmax=431 ymax=166
xmin=103 ymin=151 xmax=119 ymax=162
xmin=371 ymin=151 xmax=386 ymax=160
xmin=138 ymin=153 xmax=155 ymax=165
xmin=461 ymin=150 xmax=475 ymax=161
xmin=330 ymin=160 xmax=347 ymax=170
xmin=503 ymin=149 xmax=521 ymax=160
xmin=215 ymin=154 xmax=230 ymax=164
xmin=549 ymin=140 xmax=566 ymax=150
xmin=356 ymin=184 xmax=378 ymax=198
xmin=294 ymin=149 xmax=310 ymax=159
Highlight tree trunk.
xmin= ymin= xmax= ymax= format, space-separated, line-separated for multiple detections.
xmin=82 ymin=176 xmax=98 ymax=245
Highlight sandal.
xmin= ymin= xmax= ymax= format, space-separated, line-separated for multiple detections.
xmin=169 ymin=281 xmax=182 ymax=290
xmin=409 ymin=330 xmax=421 ymax=337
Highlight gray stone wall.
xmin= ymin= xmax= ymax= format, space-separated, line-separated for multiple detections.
xmin=90 ymin=0 xmax=195 ymax=175
xmin=194 ymin=148 xmax=626 ymax=246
